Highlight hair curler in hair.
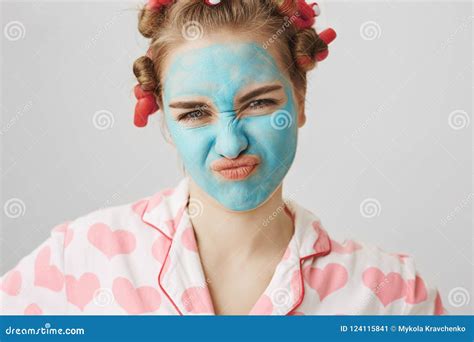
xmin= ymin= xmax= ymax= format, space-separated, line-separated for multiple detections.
xmin=296 ymin=27 xmax=337 ymax=67
xmin=293 ymin=0 xmax=319 ymax=29
xmin=134 ymin=84 xmax=159 ymax=127
xmin=147 ymin=0 xmax=174 ymax=11
xmin=315 ymin=27 xmax=336 ymax=61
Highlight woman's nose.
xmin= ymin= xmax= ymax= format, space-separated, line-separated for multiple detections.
xmin=214 ymin=116 xmax=248 ymax=159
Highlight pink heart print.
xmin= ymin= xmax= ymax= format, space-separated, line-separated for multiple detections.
xmin=112 ymin=277 xmax=161 ymax=314
xmin=282 ymin=247 xmax=291 ymax=260
xmin=330 ymin=239 xmax=362 ymax=254
xmin=152 ymin=235 xmax=170 ymax=264
xmin=181 ymin=286 xmax=214 ymax=314
xmin=248 ymin=294 xmax=273 ymax=315
xmin=151 ymin=235 xmax=172 ymax=276
xmin=65 ymin=273 xmax=100 ymax=311
xmin=34 ymin=246 xmax=64 ymax=292
xmin=312 ymin=221 xmax=330 ymax=253
xmin=87 ymin=223 xmax=136 ymax=259
xmin=181 ymin=226 xmax=198 ymax=252
xmin=391 ymin=253 xmax=410 ymax=263
xmin=405 ymin=275 xmax=428 ymax=304
xmin=24 ymin=303 xmax=42 ymax=315
xmin=164 ymin=205 xmax=186 ymax=237
xmin=290 ymin=269 xmax=302 ymax=301
xmin=434 ymin=291 xmax=445 ymax=315
xmin=362 ymin=267 xmax=407 ymax=307
xmin=1 ymin=270 xmax=21 ymax=296
xmin=303 ymin=263 xmax=349 ymax=301
xmin=138 ymin=188 xmax=175 ymax=214
xmin=52 ymin=222 xmax=74 ymax=248
xmin=131 ymin=199 xmax=148 ymax=216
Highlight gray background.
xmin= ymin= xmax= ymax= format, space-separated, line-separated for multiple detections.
xmin=1 ymin=0 xmax=472 ymax=314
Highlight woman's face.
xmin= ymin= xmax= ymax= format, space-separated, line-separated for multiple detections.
xmin=161 ymin=36 xmax=300 ymax=211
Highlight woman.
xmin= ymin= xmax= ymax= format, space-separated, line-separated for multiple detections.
xmin=0 ymin=0 xmax=445 ymax=315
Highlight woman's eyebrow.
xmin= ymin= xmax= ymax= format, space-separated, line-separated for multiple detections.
xmin=168 ymin=84 xmax=283 ymax=110
xmin=236 ymin=84 xmax=283 ymax=106
xmin=169 ymin=101 xmax=209 ymax=110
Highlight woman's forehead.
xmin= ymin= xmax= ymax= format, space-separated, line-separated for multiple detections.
xmin=162 ymin=41 xmax=288 ymax=100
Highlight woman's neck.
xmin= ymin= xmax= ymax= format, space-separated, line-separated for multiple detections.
xmin=188 ymin=178 xmax=294 ymax=260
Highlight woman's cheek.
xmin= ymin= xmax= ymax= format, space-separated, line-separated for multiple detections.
xmin=243 ymin=108 xmax=298 ymax=166
xmin=169 ymin=124 xmax=214 ymax=171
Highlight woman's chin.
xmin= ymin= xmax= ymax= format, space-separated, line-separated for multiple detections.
xmin=210 ymin=185 xmax=270 ymax=212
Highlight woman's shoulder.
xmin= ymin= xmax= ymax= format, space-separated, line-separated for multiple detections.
xmin=313 ymin=237 xmax=446 ymax=314
xmin=60 ymin=184 xmax=179 ymax=236
xmin=0 ymin=185 xmax=178 ymax=314
xmin=328 ymin=238 xmax=415 ymax=272
xmin=324 ymin=237 xmax=430 ymax=285
xmin=4 ymin=184 xmax=179 ymax=277
xmin=64 ymin=197 xmax=150 ymax=234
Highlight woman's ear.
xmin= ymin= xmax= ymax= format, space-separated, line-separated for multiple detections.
xmin=160 ymin=112 xmax=175 ymax=147
xmin=295 ymin=90 xmax=307 ymax=128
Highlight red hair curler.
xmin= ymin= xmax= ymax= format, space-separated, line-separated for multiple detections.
xmin=135 ymin=0 xmax=336 ymax=127
xmin=296 ymin=28 xmax=337 ymax=66
xmin=315 ymin=27 xmax=336 ymax=61
xmin=146 ymin=0 xmax=174 ymax=11
xmin=293 ymin=0 xmax=319 ymax=30
xmin=134 ymin=84 xmax=159 ymax=128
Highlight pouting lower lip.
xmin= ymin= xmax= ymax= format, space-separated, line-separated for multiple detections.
xmin=216 ymin=164 xmax=257 ymax=180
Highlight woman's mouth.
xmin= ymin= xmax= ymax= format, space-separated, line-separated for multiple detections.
xmin=211 ymin=155 xmax=260 ymax=180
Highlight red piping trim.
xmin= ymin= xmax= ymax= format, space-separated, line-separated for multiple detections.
xmin=140 ymin=197 xmax=333 ymax=316
xmin=141 ymin=205 xmax=173 ymax=240
xmin=286 ymin=238 xmax=333 ymax=315
xmin=157 ymin=238 xmax=183 ymax=315
xmin=140 ymin=199 xmax=183 ymax=315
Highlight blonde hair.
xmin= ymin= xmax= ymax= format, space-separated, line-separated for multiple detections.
xmin=133 ymin=0 xmax=328 ymax=109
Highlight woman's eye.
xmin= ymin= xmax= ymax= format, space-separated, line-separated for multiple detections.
xmin=177 ymin=110 xmax=210 ymax=122
xmin=246 ymin=99 xmax=278 ymax=111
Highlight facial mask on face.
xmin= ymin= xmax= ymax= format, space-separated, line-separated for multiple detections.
xmin=162 ymin=42 xmax=298 ymax=211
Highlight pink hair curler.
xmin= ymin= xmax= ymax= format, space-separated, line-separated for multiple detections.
xmin=146 ymin=0 xmax=174 ymax=11
xmin=134 ymin=84 xmax=159 ymax=127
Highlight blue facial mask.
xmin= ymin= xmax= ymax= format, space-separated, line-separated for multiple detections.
xmin=162 ymin=42 xmax=298 ymax=211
